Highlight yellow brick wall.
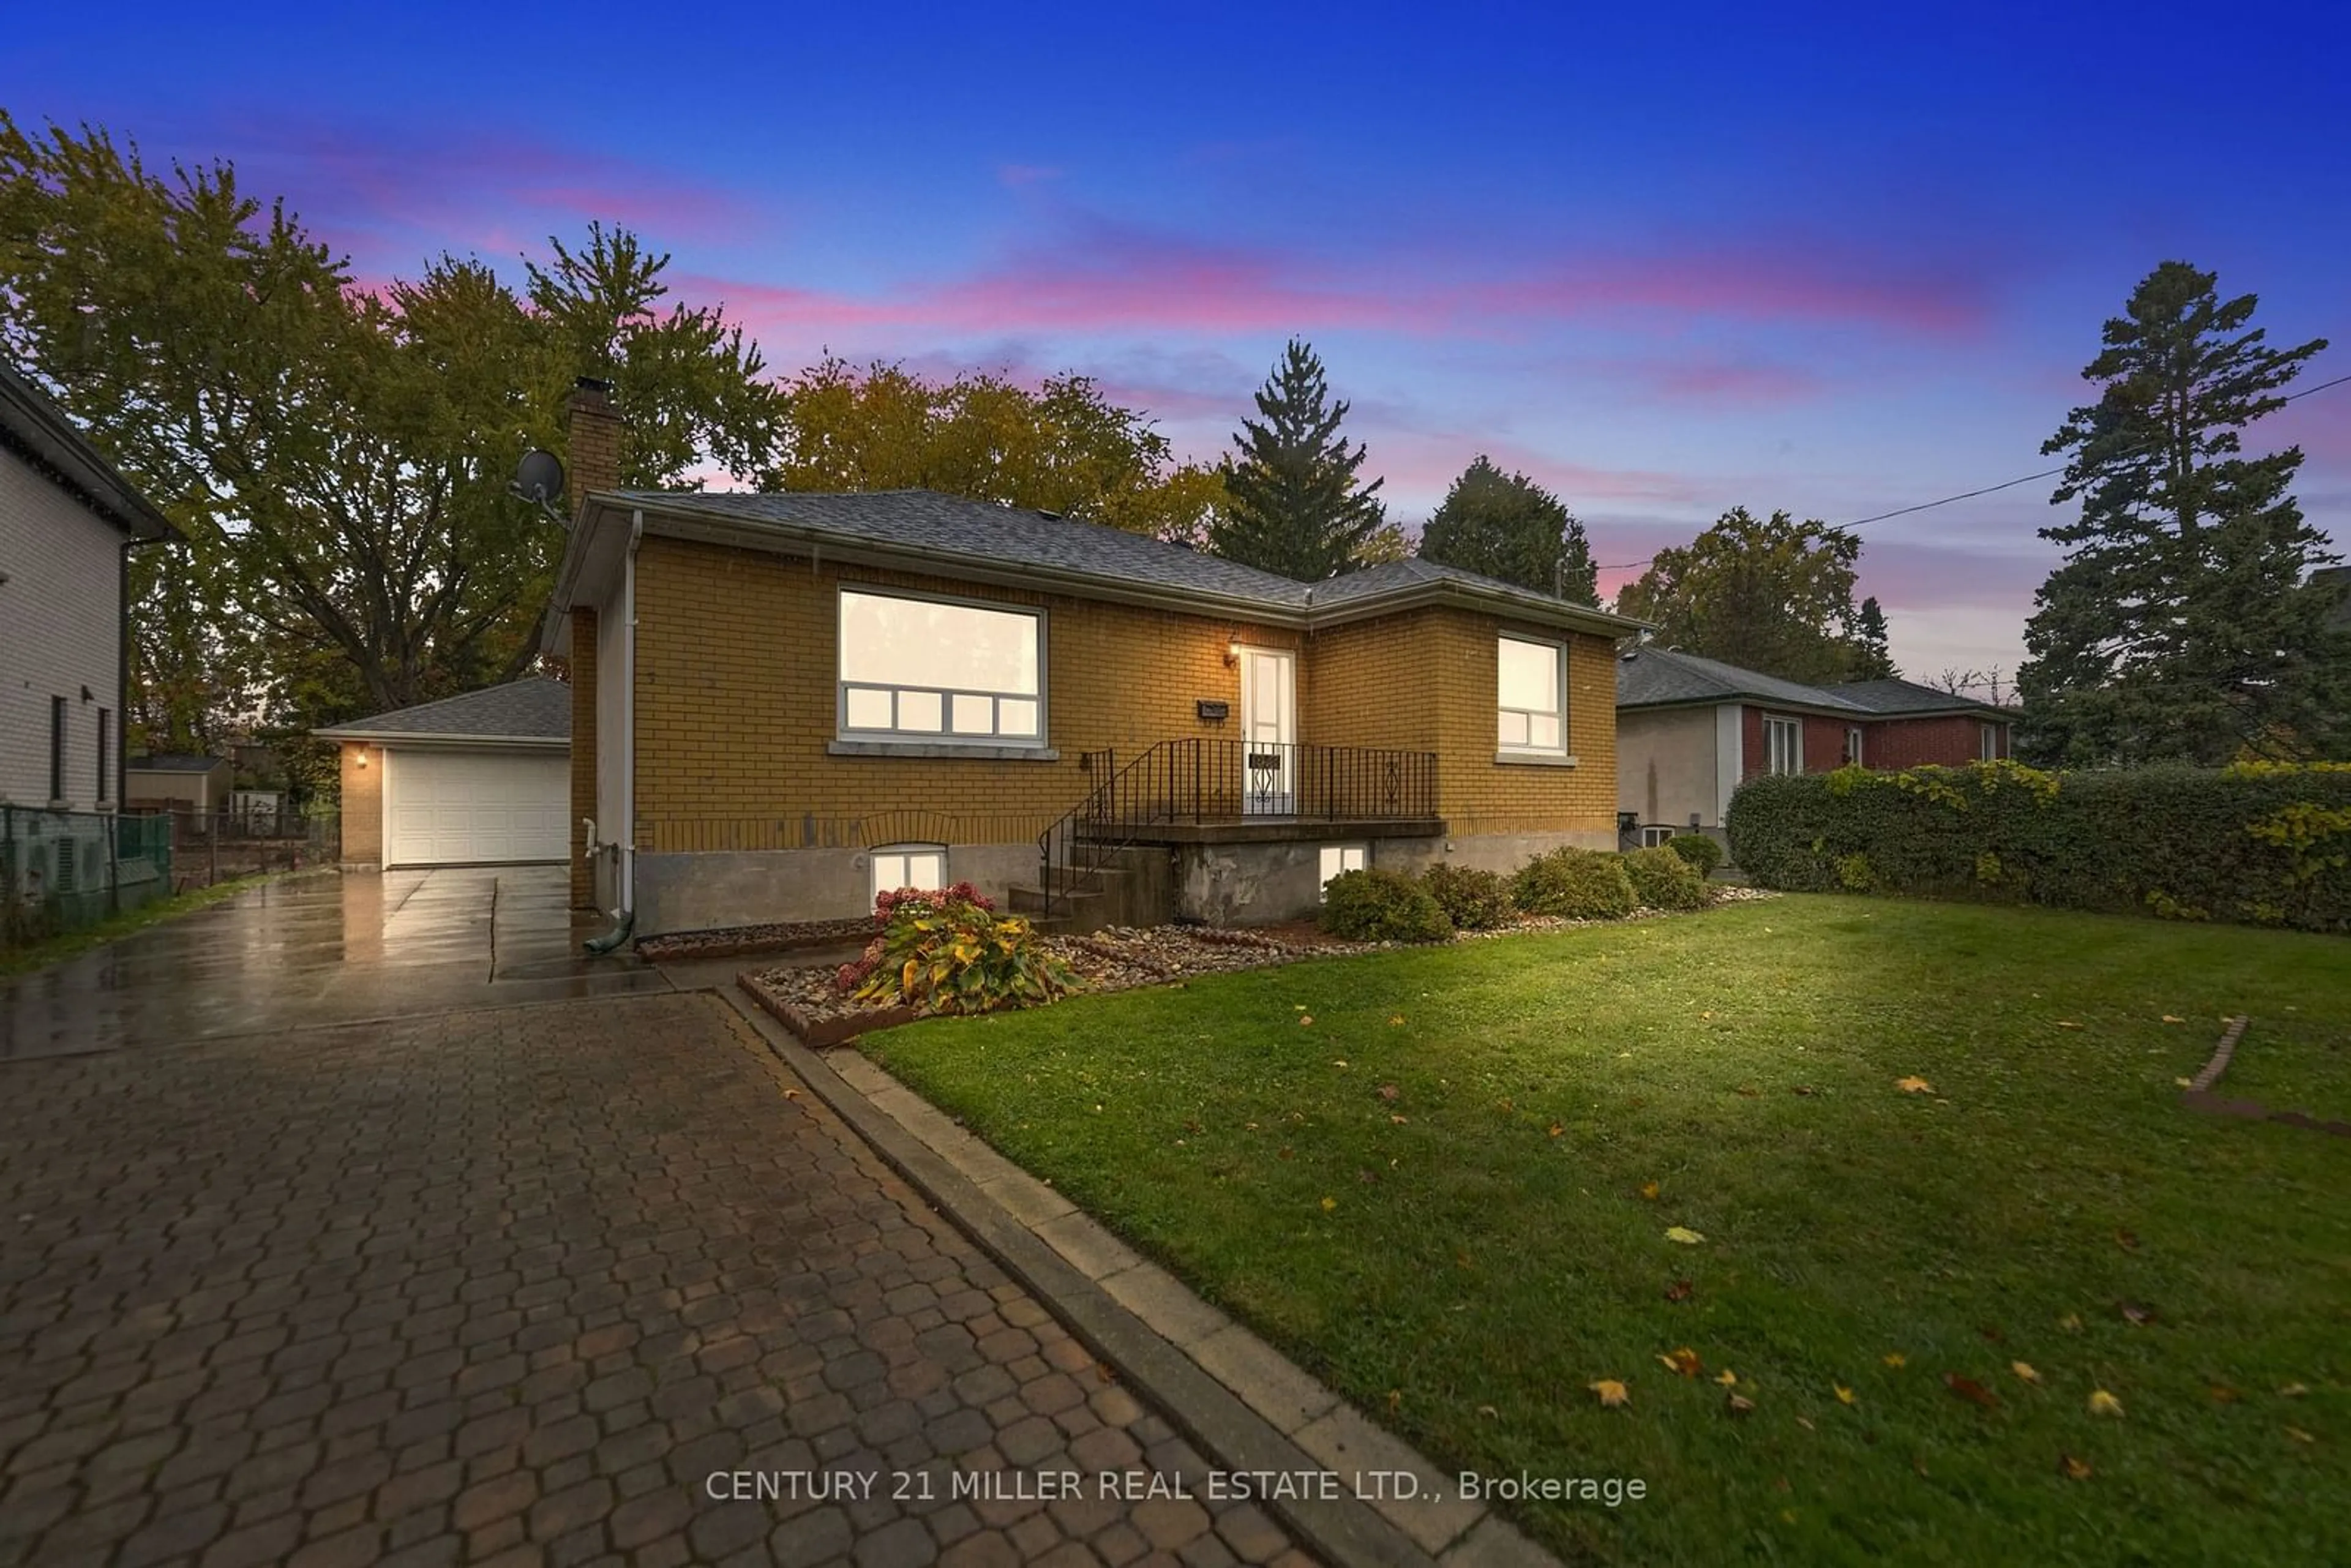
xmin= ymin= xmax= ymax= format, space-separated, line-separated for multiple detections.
xmin=337 ymin=742 xmax=381 ymax=866
xmin=629 ymin=539 xmax=1617 ymax=849
xmin=630 ymin=539 xmax=1298 ymax=852
xmin=1305 ymin=606 xmax=1617 ymax=835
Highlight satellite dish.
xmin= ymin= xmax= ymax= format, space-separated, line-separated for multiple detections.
xmin=513 ymin=449 xmax=565 ymax=506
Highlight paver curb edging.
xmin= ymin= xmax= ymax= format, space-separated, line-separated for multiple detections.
xmin=721 ymin=986 xmax=1556 ymax=1568
xmin=2177 ymin=1015 xmax=2351 ymax=1137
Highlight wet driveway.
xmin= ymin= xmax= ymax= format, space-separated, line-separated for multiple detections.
xmin=0 ymin=869 xmax=669 ymax=1059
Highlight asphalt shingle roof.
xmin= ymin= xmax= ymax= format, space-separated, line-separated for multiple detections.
xmin=613 ymin=489 xmax=1638 ymax=629
xmin=1616 ymin=648 xmax=2012 ymax=716
xmin=126 ymin=754 xmax=228 ymax=773
xmin=318 ymin=678 xmax=570 ymax=741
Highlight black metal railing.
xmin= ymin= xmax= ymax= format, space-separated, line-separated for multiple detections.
xmin=1036 ymin=739 xmax=1439 ymax=917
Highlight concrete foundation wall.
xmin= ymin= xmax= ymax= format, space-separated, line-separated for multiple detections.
xmin=1171 ymin=828 xmax=1614 ymax=926
xmin=633 ymin=841 xmax=1038 ymax=937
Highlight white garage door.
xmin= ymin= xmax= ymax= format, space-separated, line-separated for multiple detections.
xmin=385 ymin=748 xmax=569 ymax=867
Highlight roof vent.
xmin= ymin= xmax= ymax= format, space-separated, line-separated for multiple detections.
xmin=1620 ymin=648 xmax=1639 ymax=662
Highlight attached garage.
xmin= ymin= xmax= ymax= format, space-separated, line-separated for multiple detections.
xmin=320 ymin=678 xmax=571 ymax=871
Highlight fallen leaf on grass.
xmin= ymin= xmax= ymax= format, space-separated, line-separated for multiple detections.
xmin=2088 ymin=1389 xmax=2125 ymax=1417
xmin=1387 ymin=1015 xmax=1406 ymax=1026
xmin=1659 ymin=1347 xmax=1702 ymax=1378
xmin=2286 ymin=1426 xmax=2317 ymax=1444
xmin=1589 ymin=1379 xmax=1630 ymax=1408
xmin=1736 ymin=1084 xmax=1762 ymax=1098
xmin=1715 ymin=1370 xmax=1739 ymax=1386
xmin=1665 ymin=1279 xmax=1695 ymax=1303
xmin=2115 ymin=1229 xmax=2140 ymax=1251
xmin=2120 ymin=1302 xmax=2158 ymax=1326
xmin=2210 ymin=1386 xmax=2241 ymax=1403
xmin=1834 ymin=1384 xmax=1856 ymax=1405
xmin=2060 ymin=1455 xmax=2093 ymax=1480
xmin=1795 ymin=1416 xmax=1814 ymax=1431
xmin=1389 ymin=1114 xmax=1408 ymax=1125
xmin=1548 ymin=1123 xmax=1565 ymax=1138
xmin=2057 ymin=1020 xmax=2084 ymax=1030
xmin=1791 ymin=1084 xmax=1817 ymax=1097
xmin=1377 ymin=1083 xmax=1400 ymax=1102
xmin=2280 ymin=1383 xmax=2309 ymax=1397
xmin=1319 ymin=1196 xmax=1337 ymax=1212
xmin=1883 ymin=1353 xmax=1908 ymax=1368
xmin=1665 ymin=1226 xmax=1706 ymax=1245
xmin=1476 ymin=1404 xmax=1498 ymax=1419
xmin=1944 ymin=1374 xmax=2000 ymax=1409
xmin=1277 ymin=1147 xmax=1294 ymax=1161
xmin=1386 ymin=1390 xmax=1403 ymax=1412
xmin=2058 ymin=1313 xmax=2083 ymax=1332
xmin=1895 ymin=1076 xmax=1935 ymax=1094
xmin=1638 ymin=1180 xmax=1660 ymax=1200
xmin=1726 ymin=1392 xmax=1755 ymax=1416
xmin=2162 ymin=1015 xmax=2186 ymax=1024
xmin=2175 ymin=1076 xmax=2194 ymax=1088
xmin=2012 ymin=1362 xmax=2042 ymax=1385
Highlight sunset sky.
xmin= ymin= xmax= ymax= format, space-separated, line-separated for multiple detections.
xmin=8 ymin=1 xmax=2347 ymax=679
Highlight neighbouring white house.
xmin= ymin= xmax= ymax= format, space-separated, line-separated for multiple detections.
xmin=0 ymin=361 xmax=179 ymax=813
xmin=317 ymin=679 xmax=571 ymax=870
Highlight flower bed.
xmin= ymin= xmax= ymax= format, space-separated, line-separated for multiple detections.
xmin=740 ymin=888 xmax=1775 ymax=1045
xmin=636 ymin=917 xmax=880 ymax=963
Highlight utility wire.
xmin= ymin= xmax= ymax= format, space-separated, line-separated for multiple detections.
xmin=1596 ymin=367 xmax=2351 ymax=573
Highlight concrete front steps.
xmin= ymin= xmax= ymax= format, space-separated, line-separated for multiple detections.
xmin=1007 ymin=846 xmax=1172 ymax=932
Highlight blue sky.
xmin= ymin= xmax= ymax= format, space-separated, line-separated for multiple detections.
xmin=8 ymin=1 xmax=2347 ymax=678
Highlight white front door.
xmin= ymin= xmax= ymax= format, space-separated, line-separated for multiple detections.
xmin=1237 ymin=647 xmax=1295 ymax=815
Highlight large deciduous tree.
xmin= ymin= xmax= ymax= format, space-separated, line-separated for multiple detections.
xmin=1613 ymin=507 xmax=1875 ymax=685
xmin=0 ymin=116 xmax=784 ymax=747
xmin=1207 ymin=339 xmax=1384 ymax=579
xmin=2018 ymin=260 xmax=2344 ymax=764
xmin=1416 ymin=454 xmax=1597 ymax=602
xmin=767 ymin=358 xmax=1223 ymax=542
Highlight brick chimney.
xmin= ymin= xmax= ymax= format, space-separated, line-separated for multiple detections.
xmin=564 ymin=375 xmax=621 ymax=911
xmin=566 ymin=376 xmax=621 ymax=518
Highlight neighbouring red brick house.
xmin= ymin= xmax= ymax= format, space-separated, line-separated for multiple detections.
xmin=1614 ymin=647 xmax=2016 ymax=844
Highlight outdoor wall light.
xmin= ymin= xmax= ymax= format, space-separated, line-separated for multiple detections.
xmin=1224 ymin=640 xmax=1241 ymax=667
xmin=356 ymin=749 xmax=369 ymax=768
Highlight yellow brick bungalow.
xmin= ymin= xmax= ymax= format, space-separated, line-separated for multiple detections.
xmin=542 ymin=388 xmax=1646 ymax=937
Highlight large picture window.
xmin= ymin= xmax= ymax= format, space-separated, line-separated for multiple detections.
xmin=838 ymin=589 xmax=1043 ymax=744
xmin=1496 ymin=636 xmax=1566 ymax=754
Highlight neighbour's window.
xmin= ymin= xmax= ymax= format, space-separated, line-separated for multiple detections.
xmin=870 ymin=844 xmax=947 ymax=904
xmin=97 ymin=709 xmax=111 ymax=801
xmin=1496 ymin=636 xmax=1565 ymax=754
xmin=50 ymin=696 xmax=67 ymax=801
xmin=1318 ymin=844 xmax=1367 ymax=899
xmin=1980 ymin=722 xmax=2000 ymax=761
xmin=1764 ymin=715 xmax=1802 ymax=775
xmin=1844 ymin=727 xmax=1864 ymax=766
xmin=839 ymin=588 xmax=1043 ymax=744
xmin=1640 ymin=826 xmax=1677 ymax=849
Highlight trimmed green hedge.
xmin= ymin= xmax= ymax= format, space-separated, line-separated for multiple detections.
xmin=1512 ymin=847 xmax=1638 ymax=920
xmin=1622 ymin=846 xmax=1710 ymax=911
xmin=1321 ymin=868 xmax=1453 ymax=943
xmin=1725 ymin=760 xmax=2351 ymax=933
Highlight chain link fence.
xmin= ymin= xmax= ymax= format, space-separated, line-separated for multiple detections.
xmin=1 ymin=805 xmax=340 ymax=951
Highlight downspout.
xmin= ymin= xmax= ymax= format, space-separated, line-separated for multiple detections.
xmin=583 ymin=509 xmax=643 ymax=955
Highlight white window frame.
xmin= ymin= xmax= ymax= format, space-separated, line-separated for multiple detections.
xmin=869 ymin=844 xmax=947 ymax=904
xmin=837 ymin=587 xmax=1046 ymax=747
xmin=1844 ymin=727 xmax=1864 ymax=767
xmin=1318 ymin=842 xmax=1368 ymax=901
xmin=1980 ymin=722 xmax=2000 ymax=761
xmin=1496 ymin=636 xmax=1568 ymax=756
xmin=1763 ymin=715 xmax=1804 ymax=776
xmin=1638 ymin=825 xmax=1677 ymax=849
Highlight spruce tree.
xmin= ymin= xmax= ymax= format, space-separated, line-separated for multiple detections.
xmin=1208 ymin=340 xmax=1384 ymax=579
xmin=1417 ymin=455 xmax=1599 ymax=603
xmin=1848 ymin=596 xmax=1898 ymax=680
xmin=2018 ymin=261 xmax=2344 ymax=764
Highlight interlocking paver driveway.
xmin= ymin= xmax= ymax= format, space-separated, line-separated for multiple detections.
xmin=0 ymin=992 xmax=1311 ymax=1567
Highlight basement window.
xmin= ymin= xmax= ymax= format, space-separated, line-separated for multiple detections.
xmin=1318 ymin=843 xmax=1367 ymax=901
xmin=870 ymin=844 xmax=946 ymax=905
xmin=1496 ymin=636 xmax=1567 ymax=755
xmin=839 ymin=588 xmax=1044 ymax=745
xmin=1639 ymin=826 xmax=1678 ymax=849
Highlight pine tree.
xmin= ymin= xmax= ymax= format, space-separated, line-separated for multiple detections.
xmin=1847 ymin=596 xmax=1898 ymax=680
xmin=1208 ymin=340 xmax=1384 ymax=579
xmin=2017 ymin=261 xmax=2344 ymax=764
xmin=1417 ymin=456 xmax=1599 ymax=603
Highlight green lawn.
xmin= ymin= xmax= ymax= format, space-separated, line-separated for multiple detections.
xmin=865 ymin=896 xmax=2351 ymax=1566
xmin=0 ymin=871 xmax=290 ymax=978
